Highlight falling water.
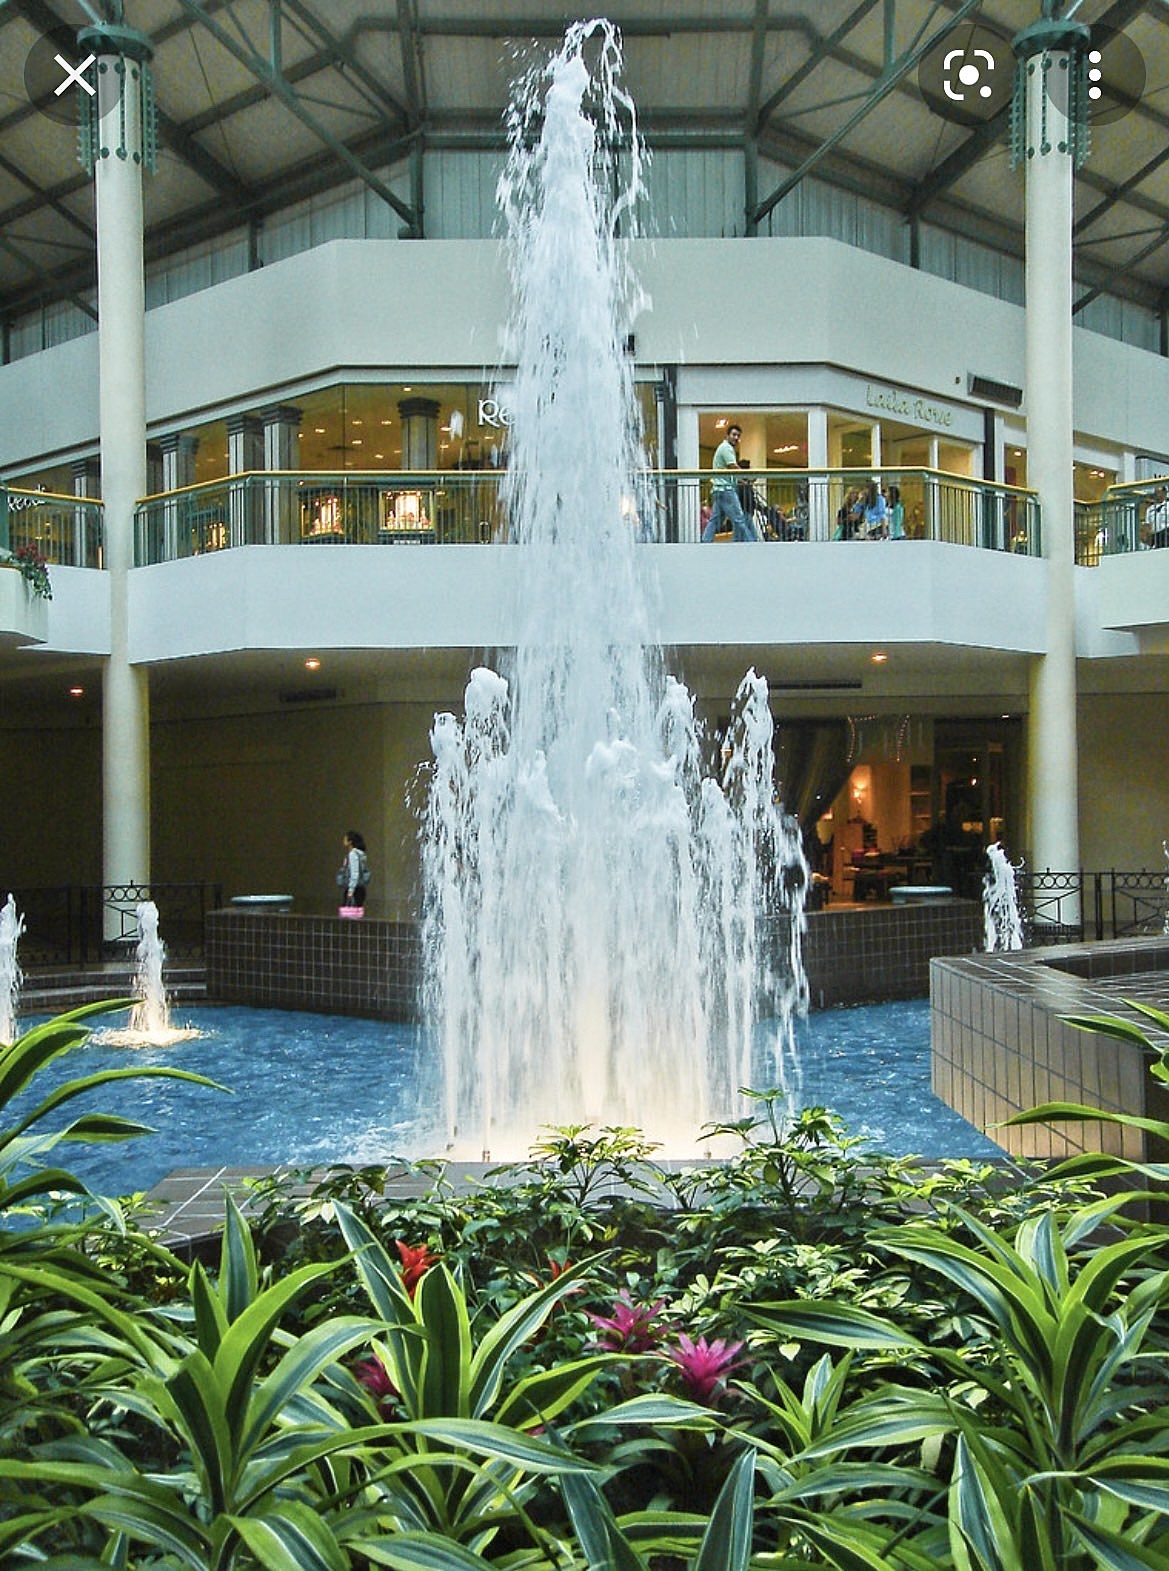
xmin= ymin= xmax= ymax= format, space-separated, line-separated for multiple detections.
xmin=0 ymin=893 xmax=25 ymax=1044
xmin=421 ymin=21 xmax=807 ymax=1156
xmin=983 ymin=844 xmax=1024 ymax=952
xmin=1163 ymin=841 xmax=1169 ymax=937
xmin=98 ymin=901 xmax=200 ymax=1048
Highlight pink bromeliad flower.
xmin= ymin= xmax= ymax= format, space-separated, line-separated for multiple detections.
xmin=665 ymin=1333 xmax=746 ymax=1404
xmin=352 ymin=1356 xmax=400 ymax=1417
xmin=587 ymin=1290 xmax=669 ymax=1353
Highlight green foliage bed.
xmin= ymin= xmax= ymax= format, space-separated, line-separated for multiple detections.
xmin=1 ymin=1000 xmax=1168 ymax=1569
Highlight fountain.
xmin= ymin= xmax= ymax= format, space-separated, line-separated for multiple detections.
xmin=0 ymin=892 xmax=25 ymax=1044
xmin=983 ymin=843 xmax=1024 ymax=952
xmin=97 ymin=901 xmax=201 ymax=1048
xmin=421 ymin=21 xmax=807 ymax=1157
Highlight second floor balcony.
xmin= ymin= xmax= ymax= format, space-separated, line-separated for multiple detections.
xmin=133 ymin=467 xmax=1042 ymax=562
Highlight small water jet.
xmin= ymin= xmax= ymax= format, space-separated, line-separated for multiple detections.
xmin=98 ymin=901 xmax=201 ymax=1048
xmin=0 ymin=893 xmax=25 ymax=1043
xmin=983 ymin=844 xmax=1024 ymax=952
xmin=421 ymin=21 xmax=807 ymax=1158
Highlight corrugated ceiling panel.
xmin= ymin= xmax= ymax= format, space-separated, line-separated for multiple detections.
xmin=210 ymin=99 xmax=343 ymax=182
xmin=424 ymin=148 xmax=506 ymax=239
xmin=645 ymin=147 xmax=744 ymax=238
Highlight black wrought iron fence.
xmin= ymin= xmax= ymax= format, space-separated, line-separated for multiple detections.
xmin=6 ymin=883 xmax=223 ymax=966
xmin=1017 ymin=869 xmax=1168 ymax=945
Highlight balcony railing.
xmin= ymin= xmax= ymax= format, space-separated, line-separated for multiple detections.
xmin=133 ymin=467 xmax=1042 ymax=564
xmin=1076 ymin=478 xmax=1169 ymax=563
xmin=0 ymin=487 xmax=105 ymax=568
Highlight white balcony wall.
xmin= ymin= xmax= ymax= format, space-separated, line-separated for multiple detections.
xmin=3 ymin=237 xmax=1167 ymax=471
xmin=1095 ymin=550 xmax=1169 ymax=635
xmin=123 ymin=539 xmax=1052 ymax=665
xmin=43 ymin=566 xmax=111 ymax=655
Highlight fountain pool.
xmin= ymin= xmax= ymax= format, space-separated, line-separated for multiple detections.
xmin=12 ymin=1001 xmax=1000 ymax=1199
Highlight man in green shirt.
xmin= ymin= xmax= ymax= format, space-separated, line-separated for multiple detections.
xmin=701 ymin=423 xmax=759 ymax=541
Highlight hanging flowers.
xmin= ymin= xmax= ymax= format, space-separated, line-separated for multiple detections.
xmin=8 ymin=543 xmax=53 ymax=601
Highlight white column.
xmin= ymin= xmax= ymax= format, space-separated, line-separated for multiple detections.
xmin=676 ymin=408 xmax=700 ymax=540
xmin=71 ymin=456 xmax=101 ymax=568
xmin=807 ymin=407 xmax=829 ymax=540
xmin=159 ymin=433 xmax=198 ymax=560
xmin=227 ymin=414 xmax=263 ymax=547
xmin=1016 ymin=28 xmax=1084 ymax=911
xmin=88 ymin=34 xmax=153 ymax=929
xmin=262 ymin=404 xmax=302 ymax=543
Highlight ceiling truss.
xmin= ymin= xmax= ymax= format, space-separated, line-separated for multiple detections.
xmin=0 ymin=0 xmax=1167 ymax=343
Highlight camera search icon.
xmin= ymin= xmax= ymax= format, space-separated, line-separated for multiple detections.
xmin=918 ymin=21 xmax=1014 ymax=127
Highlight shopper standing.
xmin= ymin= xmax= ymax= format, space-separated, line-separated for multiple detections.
xmin=338 ymin=829 xmax=370 ymax=913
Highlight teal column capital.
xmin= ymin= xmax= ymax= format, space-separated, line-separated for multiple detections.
xmin=77 ymin=24 xmax=157 ymax=176
xmin=1009 ymin=15 xmax=1091 ymax=169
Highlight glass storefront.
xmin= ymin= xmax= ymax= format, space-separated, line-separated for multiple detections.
xmin=175 ymin=380 xmax=662 ymax=487
xmin=789 ymin=715 xmax=1022 ymax=904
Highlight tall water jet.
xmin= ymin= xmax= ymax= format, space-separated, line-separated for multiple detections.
xmin=0 ymin=893 xmax=25 ymax=1043
xmin=984 ymin=844 xmax=1024 ymax=952
xmin=421 ymin=21 xmax=807 ymax=1156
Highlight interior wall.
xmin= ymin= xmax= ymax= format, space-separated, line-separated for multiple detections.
xmin=0 ymin=725 xmax=102 ymax=887
xmin=1078 ymin=692 xmax=1169 ymax=871
xmin=151 ymin=702 xmax=436 ymax=915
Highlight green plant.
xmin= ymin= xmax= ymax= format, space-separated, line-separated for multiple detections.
xmin=751 ymin=1200 xmax=1169 ymax=1571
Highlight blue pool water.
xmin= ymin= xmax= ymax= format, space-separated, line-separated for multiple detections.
xmin=12 ymin=999 xmax=999 ymax=1197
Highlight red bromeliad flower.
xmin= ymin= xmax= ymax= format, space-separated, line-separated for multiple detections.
xmin=588 ymin=1290 xmax=669 ymax=1353
xmin=665 ymin=1333 xmax=746 ymax=1404
xmin=352 ymin=1355 xmax=400 ymax=1416
xmin=396 ymin=1238 xmax=440 ymax=1296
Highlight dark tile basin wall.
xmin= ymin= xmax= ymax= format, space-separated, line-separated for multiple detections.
xmin=932 ymin=938 xmax=1169 ymax=1161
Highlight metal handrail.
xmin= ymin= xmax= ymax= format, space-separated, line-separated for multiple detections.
xmin=0 ymin=486 xmax=105 ymax=569
xmin=132 ymin=466 xmax=1043 ymax=564
xmin=7 ymin=882 xmax=223 ymax=966
xmin=1085 ymin=475 xmax=1169 ymax=559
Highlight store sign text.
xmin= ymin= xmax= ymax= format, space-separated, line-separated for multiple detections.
xmin=477 ymin=398 xmax=513 ymax=428
xmin=865 ymin=385 xmax=954 ymax=429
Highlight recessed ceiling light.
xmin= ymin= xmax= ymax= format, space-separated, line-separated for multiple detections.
xmin=375 ymin=452 xmax=384 ymax=459
xmin=402 ymin=385 xmax=413 ymax=392
xmin=314 ymin=427 xmax=326 ymax=434
xmin=304 ymin=657 xmax=321 ymax=671
xmin=381 ymin=419 xmax=392 ymax=426
xmin=352 ymin=439 xmax=363 ymax=446
xmin=871 ymin=651 xmax=888 ymax=664
xmin=352 ymin=419 xmax=363 ymax=426
xmin=68 ymin=685 xmax=84 ymax=697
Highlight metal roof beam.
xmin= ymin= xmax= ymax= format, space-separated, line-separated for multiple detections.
xmin=172 ymin=0 xmax=418 ymax=231
xmin=0 ymin=234 xmax=96 ymax=320
xmin=906 ymin=0 xmax=1155 ymax=218
xmin=8 ymin=0 xmax=258 ymax=216
xmin=750 ymin=0 xmax=984 ymax=228
xmin=1074 ymin=219 xmax=1169 ymax=315
xmin=278 ymin=0 xmax=411 ymax=125
xmin=1075 ymin=140 xmax=1169 ymax=238
xmin=754 ymin=0 xmax=882 ymax=132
